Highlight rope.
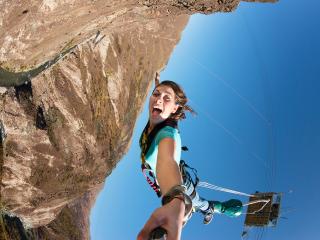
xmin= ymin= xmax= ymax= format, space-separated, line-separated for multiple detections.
xmin=243 ymin=199 xmax=270 ymax=215
xmin=198 ymin=181 xmax=254 ymax=197
xmin=243 ymin=199 xmax=269 ymax=207
xmin=198 ymin=181 xmax=271 ymax=215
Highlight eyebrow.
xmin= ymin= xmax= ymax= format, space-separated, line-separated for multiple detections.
xmin=154 ymin=89 xmax=174 ymax=96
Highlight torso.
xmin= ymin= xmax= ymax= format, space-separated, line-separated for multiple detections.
xmin=140 ymin=125 xmax=182 ymax=178
xmin=140 ymin=126 xmax=181 ymax=176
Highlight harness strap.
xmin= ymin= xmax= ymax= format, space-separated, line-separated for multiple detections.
xmin=180 ymin=160 xmax=199 ymax=187
xmin=142 ymin=163 xmax=161 ymax=197
xmin=140 ymin=119 xmax=178 ymax=164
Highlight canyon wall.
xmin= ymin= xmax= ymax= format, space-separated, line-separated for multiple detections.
xmin=0 ymin=0 xmax=276 ymax=239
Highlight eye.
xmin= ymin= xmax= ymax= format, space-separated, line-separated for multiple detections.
xmin=152 ymin=92 xmax=160 ymax=97
xmin=164 ymin=96 xmax=172 ymax=102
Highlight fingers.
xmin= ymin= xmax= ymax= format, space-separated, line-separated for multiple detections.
xmin=137 ymin=213 xmax=163 ymax=240
xmin=155 ymin=72 xmax=160 ymax=86
xmin=165 ymin=220 xmax=182 ymax=240
xmin=150 ymin=227 xmax=167 ymax=240
xmin=137 ymin=201 xmax=184 ymax=240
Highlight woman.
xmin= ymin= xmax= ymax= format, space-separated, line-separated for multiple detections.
xmin=137 ymin=79 xmax=242 ymax=240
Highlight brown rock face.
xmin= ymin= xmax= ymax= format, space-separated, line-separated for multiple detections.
xmin=0 ymin=0 xmax=276 ymax=239
xmin=0 ymin=0 xmax=276 ymax=74
xmin=0 ymin=15 xmax=189 ymax=237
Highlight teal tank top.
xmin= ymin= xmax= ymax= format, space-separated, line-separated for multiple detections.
xmin=143 ymin=126 xmax=181 ymax=178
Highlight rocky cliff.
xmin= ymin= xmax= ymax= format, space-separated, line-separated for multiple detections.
xmin=0 ymin=0 xmax=276 ymax=239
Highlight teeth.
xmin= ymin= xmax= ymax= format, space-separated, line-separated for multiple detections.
xmin=153 ymin=107 xmax=162 ymax=113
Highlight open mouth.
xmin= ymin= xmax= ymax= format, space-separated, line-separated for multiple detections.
xmin=152 ymin=107 xmax=162 ymax=114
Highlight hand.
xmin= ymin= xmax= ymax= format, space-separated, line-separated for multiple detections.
xmin=154 ymin=72 xmax=160 ymax=86
xmin=137 ymin=198 xmax=185 ymax=240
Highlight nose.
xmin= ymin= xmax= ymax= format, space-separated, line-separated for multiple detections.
xmin=156 ymin=95 xmax=163 ymax=104
xmin=156 ymin=99 xmax=162 ymax=106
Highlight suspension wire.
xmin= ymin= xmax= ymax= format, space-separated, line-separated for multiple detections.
xmin=269 ymin=123 xmax=277 ymax=190
xmin=183 ymin=44 xmax=274 ymax=175
xmin=188 ymin=98 xmax=242 ymax=144
xmin=189 ymin=98 xmax=270 ymax=170
xmin=258 ymin=227 xmax=265 ymax=240
xmin=184 ymin=36 xmax=279 ymax=240
xmin=188 ymin=97 xmax=274 ymax=219
xmin=239 ymin=12 xmax=276 ymax=192
xmin=189 ymin=56 xmax=271 ymax=126
xmin=258 ymin=227 xmax=264 ymax=240
xmin=185 ymin=66 xmax=273 ymax=217
xmin=186 ymin=11 xmax=279 ymax=240
xmin=179 ymin=12 xmax=278 ymax=240
xmin=261 ymin=227 xmax=267 ymax=240
xmin=254 ymin=228 xmax=261 ymax=240
xmin=255 ymin=228 xmax=261 ymax=240
xmin=241 ymin=227 xmax=250 ymax=240
xmin=184 ymin=40 xmax=276 ymax=191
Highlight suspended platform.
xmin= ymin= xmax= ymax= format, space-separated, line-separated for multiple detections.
xmin=244 ymin=192 xmax=282 ymax=227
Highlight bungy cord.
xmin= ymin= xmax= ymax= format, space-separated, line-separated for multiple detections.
xmin=197 ymin=181 xmax=270 ymax=215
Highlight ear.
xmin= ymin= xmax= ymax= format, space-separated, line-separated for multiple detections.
xmin=172 ymin=104 xmax=179 ymax=114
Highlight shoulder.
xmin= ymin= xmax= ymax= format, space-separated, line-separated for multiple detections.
xmin=155 ymin=126 xmax=180 ymax=145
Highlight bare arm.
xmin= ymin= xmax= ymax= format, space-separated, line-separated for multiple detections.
xmin=157 ymin=138 xmax=182 ymax=194
xmin=137 ymin=138 xmax=185 ymax=240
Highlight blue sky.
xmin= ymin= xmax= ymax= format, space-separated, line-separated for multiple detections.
xmin=90 ymin=0 xmax=320 ymax=239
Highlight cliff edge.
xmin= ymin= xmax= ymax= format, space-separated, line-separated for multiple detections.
xmin=0 ymin=0 xmax=276 ymax=239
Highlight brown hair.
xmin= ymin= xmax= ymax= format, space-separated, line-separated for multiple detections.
xmin=155 ymin=80 xmax=196 ymax=121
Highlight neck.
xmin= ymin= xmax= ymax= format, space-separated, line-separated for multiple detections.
xmin=147 ymin=118 xmax=177 ymax=134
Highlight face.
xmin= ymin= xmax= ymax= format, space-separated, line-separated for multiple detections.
xmin=149 ymin=85 xmax=179 ymax=125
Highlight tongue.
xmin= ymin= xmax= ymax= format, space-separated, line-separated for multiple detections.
xmin=152 ymin=109 xmax=161 ymax=117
